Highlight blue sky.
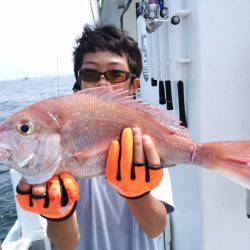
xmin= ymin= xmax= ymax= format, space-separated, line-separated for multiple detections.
xmin=0 ymin=0 xmax=95 ymax=80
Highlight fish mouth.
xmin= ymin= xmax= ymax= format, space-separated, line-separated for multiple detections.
xmin=22 ymin=156 xmax=62 ymax=185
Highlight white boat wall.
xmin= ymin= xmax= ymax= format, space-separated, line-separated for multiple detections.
xmin=101 ymin=0 xmax=250 ymax=250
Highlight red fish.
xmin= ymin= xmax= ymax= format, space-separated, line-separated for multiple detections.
xmin=0 ymin=86 xmax=249 ymax=188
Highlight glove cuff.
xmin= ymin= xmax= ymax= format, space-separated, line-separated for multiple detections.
xmin=16 ymin=185 xmax=31 ymax=195
xmin=40 ymin=201 xmax=77 ymax=222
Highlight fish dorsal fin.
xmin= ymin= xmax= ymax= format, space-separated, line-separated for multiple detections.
xmin=76 ymin=86 xmax=190 ymax=138
xmin=77 ymin=86 xmax=129 ymax=100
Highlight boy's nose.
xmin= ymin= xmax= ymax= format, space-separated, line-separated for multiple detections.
xmin=96 ymin=75 xmax=111 ymax=87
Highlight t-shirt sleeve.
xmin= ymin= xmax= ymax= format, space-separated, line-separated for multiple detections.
xmin=151 ymin=168 xmax=175 ymax=213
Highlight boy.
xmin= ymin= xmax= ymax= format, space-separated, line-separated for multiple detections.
xmin=17 ymin=24 xmax=174 ymax=250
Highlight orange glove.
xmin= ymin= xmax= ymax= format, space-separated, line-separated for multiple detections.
xmin=105 ymin=128 xmax=163 ymax=199
xmin=16 ymin=173 xmax=79 ymax=221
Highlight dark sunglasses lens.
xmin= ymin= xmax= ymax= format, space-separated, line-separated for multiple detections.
xmin=106 ymin=71 xmax=128 ymax=83
xmin=80 ymin=69 xmax=99 ymax=82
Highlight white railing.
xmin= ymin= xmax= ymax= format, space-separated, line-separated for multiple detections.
xmin=2 ymin=170 xmax=51 ymax=250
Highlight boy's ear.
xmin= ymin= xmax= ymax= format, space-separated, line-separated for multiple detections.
xmin=129 ymin=78 xmax=140 ymax=95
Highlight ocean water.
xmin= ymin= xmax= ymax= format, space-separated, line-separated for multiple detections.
xmin=0 ymin=75 xmax=74 ymax=242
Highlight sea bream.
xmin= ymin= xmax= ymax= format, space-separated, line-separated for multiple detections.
xmin=0 ymin=86 xmax=249 ymax=188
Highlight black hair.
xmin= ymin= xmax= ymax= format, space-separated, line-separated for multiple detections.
xmin=73 ymin=24 xmax=142 ymax=83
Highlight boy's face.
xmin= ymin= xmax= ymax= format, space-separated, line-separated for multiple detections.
xmin=79 ymin=51 xmax=140 ymax=95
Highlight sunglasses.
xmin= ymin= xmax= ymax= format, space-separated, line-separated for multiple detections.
xmin=78 ymin=68 xmax=136 ymax=84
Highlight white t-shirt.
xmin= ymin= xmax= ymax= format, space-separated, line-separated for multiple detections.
xmin=76 ymin=169 xmax=174 ymax=250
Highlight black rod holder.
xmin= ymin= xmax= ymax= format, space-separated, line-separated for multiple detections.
xmin=159 ymin=81 xmax=166 ymax=105
xmin=177 ymin=80 xmax=187 ymax=127
xmin=165 ymin=80 xmax=173 ymax=110
xmin=151 ymin=78 xmax=157 ymax=86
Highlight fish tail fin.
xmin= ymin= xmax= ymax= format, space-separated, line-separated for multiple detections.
xmin=191 ymin=141 xmax=250 ymax=189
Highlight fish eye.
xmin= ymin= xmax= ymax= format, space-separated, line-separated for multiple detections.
xmin=17 ymin=122 xmax=34 ymax=135
xmin=20 ymin=124 xmax=30 ymax=133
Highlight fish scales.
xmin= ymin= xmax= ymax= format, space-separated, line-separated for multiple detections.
xmin=0 ymin=86 xmax=249 ymax=189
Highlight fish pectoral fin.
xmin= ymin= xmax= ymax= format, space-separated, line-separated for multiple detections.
xmin=73 ymin=145 xmax=107 ymax=162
